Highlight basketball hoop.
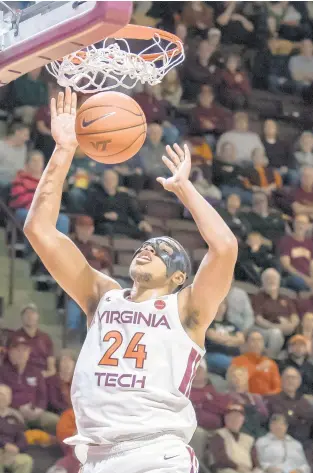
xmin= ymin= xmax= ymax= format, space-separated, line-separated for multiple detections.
xmin=46 ymin=24 xmax=184 ymax=93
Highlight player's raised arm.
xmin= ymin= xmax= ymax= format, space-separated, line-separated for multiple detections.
xmin=157 ymin=144 xmax=238 ymax=330
xmin=24 ymin=88 xmax=120 ymax=320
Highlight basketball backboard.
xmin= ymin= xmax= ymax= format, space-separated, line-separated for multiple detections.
xmin=0 ymin=1 xmax=133 ymax=86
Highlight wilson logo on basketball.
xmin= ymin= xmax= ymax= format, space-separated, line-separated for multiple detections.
xmin=91 ymin=139 xmax=112 ymax=152
xmin=154 ymin=300 xmax=166 ymax=310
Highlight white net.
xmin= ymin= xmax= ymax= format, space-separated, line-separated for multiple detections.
xmin=46 ymin=33 xmax=184 ymax=93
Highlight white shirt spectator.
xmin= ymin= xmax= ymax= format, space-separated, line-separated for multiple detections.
xmin=256 ymin=433 xmax=310 ymax=473
xmin=226 ymin=286 xmax=254 ymax=331
xmin=289 ymin=39 xmax=313 ymax=85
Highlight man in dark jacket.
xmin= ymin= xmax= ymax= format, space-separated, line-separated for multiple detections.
xmin=86 ymin=169 xmax=152 ymax=239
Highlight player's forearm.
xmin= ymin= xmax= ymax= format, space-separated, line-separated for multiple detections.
xmin=175 ymin=180 xmax=237 ymax=253
xmin=24 ymin=145 xmax=76 ymax=231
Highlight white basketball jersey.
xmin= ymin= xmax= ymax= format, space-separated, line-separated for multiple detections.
xmin=65 ymin=289 xmax=205 ymax=447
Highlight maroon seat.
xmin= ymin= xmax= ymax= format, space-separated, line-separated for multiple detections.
xmin=113 ymin=237 xmax=142 ymax=265
xmin=166 ymin=219 xmax=198 ymax=233
xmin=145 ymin=216 xmax=166 ymax=236
xmin=170 ymin=229 xmax=205 ymax=251
xmin=144 ymin=199 xmax=182 ymax=219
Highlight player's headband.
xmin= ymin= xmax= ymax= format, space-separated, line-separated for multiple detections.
xmin=133 ymin=236 xmax=192 ymax=279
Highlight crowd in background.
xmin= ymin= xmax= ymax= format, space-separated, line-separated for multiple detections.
xmin=2 ymin=1 xmax=313 ymax=472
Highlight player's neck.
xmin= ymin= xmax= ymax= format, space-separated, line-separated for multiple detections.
xmin=128 ymin=284 xmax=172 ymax=303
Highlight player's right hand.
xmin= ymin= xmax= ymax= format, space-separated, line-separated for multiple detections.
xmin=51 ymin=87 xmax=78 ymax=150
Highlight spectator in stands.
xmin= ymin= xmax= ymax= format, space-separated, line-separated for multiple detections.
xmin=159 ymin=68 xmax=182 ymax=108
xmin=279 ymin=335 xmax=313 ymax=396
xmin=0 ymin=123 xmax=30 ymax=190
xmin=217 ymin=194 xmax=250 ymax=243
xmin=181 ymin=1 xmax=214 ymax=39
xmin=219 ymin=54 xmax=251 ymax=110
xmin=296 ymin=312 xmax=313 ymax=357
xmin=0 ymin=384 xmax=33 ymax=473
xmin=213 ymin=2 xmax=255 ymax=45
xmin=133 ymin=84 xmax=179 ymax=145
xmin=256 ymin=414 xmax=310 ymax=473
xmin=138 ymin=123 xmax=168 ymax=183
xmin=47 ymin=351 xmax=75 ymax=415
xmin=262 ymin=119 xmax=296 ymax=183
xmin=64 ymin=216 xmax=113 ymax=335
xmin=279 ymin=214 xmax=313 ymax=292
xmin=213 ymin=142 xmax=252 ymax=205
xmin=86 ymin=169 xmax=152 ymax=239
xmin=205 ymin=300 xmax=245 ymax=377
xmin=9 ymin=150 xmax=69 ymax=245
xmin=292 ymin=167 xmax=313 ymax=219
xmin=12 ymin=303 xmax=55 ymax=378
xmin=46 ymin=408 xmax=79 ymax=473
xmin=244 ymin=191 xmax=286 ymax=246
xmin=226 ymin=281 xmax=255 ymax=332
xmin=209 ymin=404 xmax=260 ymax=473
xmin=11 ymin=67 xmax=48 ymax=125
xmin=190 ymin=166 xmax=222 ymax=203
xmin=226 ymin=365 xmax=268 ymax=439
xmin=289 ymin=39 xmax=313 ymax=96
xmin=0 ymin=336 xmax=59 ymax=433
xmin=241 ymin=147 xmax=283 ymax=197
xmin=190 ymin=360 xmax=230 ymax=431
xmin=237 ymin=232 xmax=281 ymax=285
xmin=266 ymin=366 xmax=313 ymax=464
xmin=251 ymin=269 xmax=299 ymax=358
xmin=182 ymin=39 xmax=221 ymax=100
xmin=232 ymin=330 xmax=281 ymax=395
xmin=216 ymin=112 xmax=264 ymax=164
xmin=268 ymin=3 xmax=311 ymax=43
xmin=35 ymin=82 xmax=61 ymax=162
xmin=294 ymin=131 xmax=313 ymax=170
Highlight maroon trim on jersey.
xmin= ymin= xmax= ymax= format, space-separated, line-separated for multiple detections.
xmin=179 ymin=348 xmax=201 ymax=397
xmin=186 ymin=445 xmax=197 ymax=473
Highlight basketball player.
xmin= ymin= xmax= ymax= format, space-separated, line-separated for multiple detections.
xmin=24 ymin=88 xmax=238 ymax=473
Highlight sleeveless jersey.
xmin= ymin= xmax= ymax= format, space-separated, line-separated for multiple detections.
xmin=65 ymin=289 xmax=205 ymax=446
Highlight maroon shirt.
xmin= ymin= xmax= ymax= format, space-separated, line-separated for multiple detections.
xmin=191 ymin=103 xmax=232 ymax=135
xmin=251 ymin=290 xmax=297 ymax=324
xmin=47 ymin=374 xmax=72 ymax=414
xmin=12 ymin=328 xmax=54 ymax=371
xmin=279 ymin=235 xmax=313 ymax=277
xmin=132 ymin=93 xmax=168 ymax=124
xmin=35 ymin=105 xmax=50 ymax=129
xmin=220 ymin=70 xmax=251 ymax=96
xmin=9 ymin=170 xmax=39 ymax=210
xmin=0 ymin=360 xmax=47 ymax=409
xmin=190 ymin=384 xmax=231 ymax=430
xmin=0 ymin=410 xmax=27 ymax=451
xmin=293 ymin=187 xmax=313 ymax=208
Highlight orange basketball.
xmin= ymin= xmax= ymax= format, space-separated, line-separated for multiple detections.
xmin=75 ymin=91 xmax=147 ymax=164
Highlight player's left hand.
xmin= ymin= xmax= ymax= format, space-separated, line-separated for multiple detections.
xmin=157 ymin=143 xmax=191 ymax=193
xmin=51 ymin=87 xmax=78 ymax=150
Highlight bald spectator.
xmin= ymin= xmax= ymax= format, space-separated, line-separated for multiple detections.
xmin=12 ymin=304 xmax=55 ymax=378
xmin=226 ymin=282 xmax=255 ymax=332
xmin=244 ymin=192 xmax=286 ymax=246
xmin=266 ymin=367 xmax=313 ymax=466
xmin=190 ymin=360 xmax=231 ymax=431
xmin=190 ymin=85 xmax=232 ymax=141
xmin=0 ymin=384 xmax=33 ymax=473
xmin=294 ymin=131 xmax=313 ymax=169
xmin=209 ymin=404 xmax=261 ymax=473
xmin=279 ymin=214 xmax=313 ymax=292
xmin=138 ymin=123 xmax=168 ymax=182
xmin=292 ymin=167 xmax=313 ymax=219
xmin=86 ymin=169 xmax=152 ymax=239
xmin=0 ymin=337 xmax=59 ymax=434
xmin=216 ymin=112 xmax=264 ymax=164
xmin=256 ymin=414 xmax=310 ymax=473
xmin=262 ymin=120 xmax=295 ymax=179
xmin=232 ymin=331 xmax=281 ymax=396
xmin=289 ymin=39 xmax=313 ymax=95
xmin=47 ymin=352 xmax=75 ymax=415
xmin=226 ymin=366 xmax=268 ymax=439
xmin=251 ymin=269 xmax=299 ymax=358
xmin=279 ymin=335 xmax=313 ymax=396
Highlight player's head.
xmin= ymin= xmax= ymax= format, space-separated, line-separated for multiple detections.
xmin=129 ymin=237 xmax=192 ymax=293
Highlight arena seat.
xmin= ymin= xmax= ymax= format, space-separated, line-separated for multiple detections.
xmin=144 ymin=216 xmax=166 ymax=236
xmin=112 ymin=237 xmax=142 ymax=265
xmin=170 ymin=229 xmax=205 ymax=251
xmin=89 ymin=234 xmax=112 ymax=249
xmin=279 ymin=287 xmax=297 ymax=299
xmin=233 ymin=280 xmax=260 ymax=295
xmin=143 ymin=199 xmax=183 ymax=219
xmin=166 ymin=218 xmax=198 ymax=233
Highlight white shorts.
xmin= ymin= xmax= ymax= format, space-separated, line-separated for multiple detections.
xmin=75 ymin=434 xmax=199 ymax=473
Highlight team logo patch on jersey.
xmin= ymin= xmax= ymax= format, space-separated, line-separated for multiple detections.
xmin=106 ymin=297 xmax=111 ymax=302
xmin=154 ymin=300 xmax=166 ymax=310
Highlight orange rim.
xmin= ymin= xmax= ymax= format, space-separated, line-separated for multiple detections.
xmin=107 ymin=24 xmax=183 ymax=62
